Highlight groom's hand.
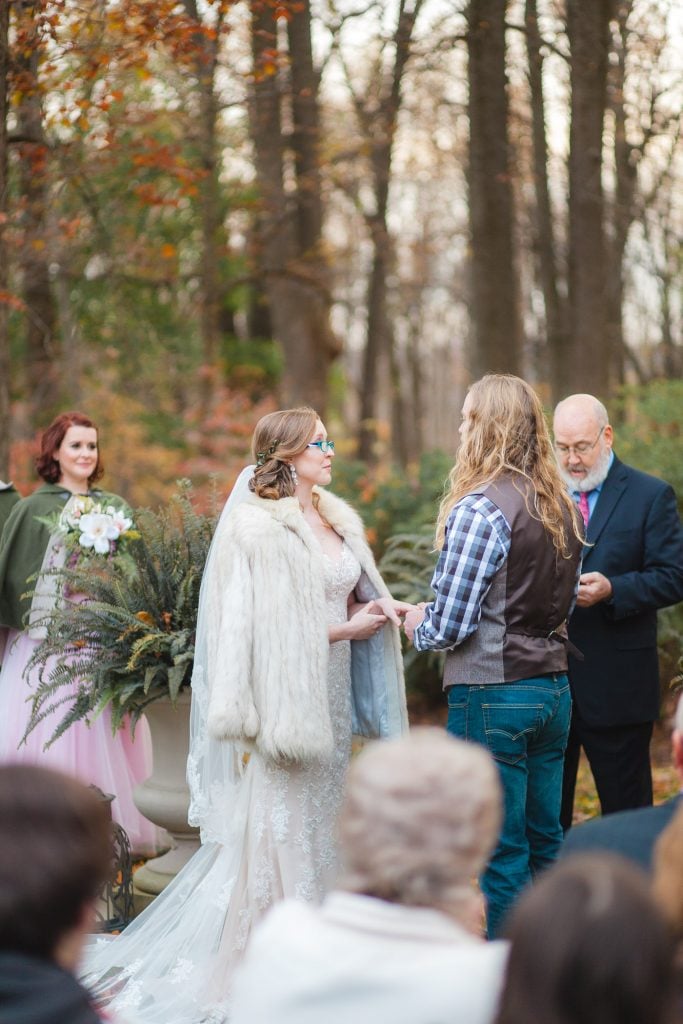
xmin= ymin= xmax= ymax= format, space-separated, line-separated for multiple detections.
xmin=403 ymin=603 xmax=426 ymax=646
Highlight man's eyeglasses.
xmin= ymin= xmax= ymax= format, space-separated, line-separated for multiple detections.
xmin=307 ymin=440 xmax=335 ymax=454
xmin=554 ymin=426 xmax=604 ymax=458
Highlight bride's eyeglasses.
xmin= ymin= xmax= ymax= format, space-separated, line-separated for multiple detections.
xmin=307 ymin=440 xmax=335 ymax=454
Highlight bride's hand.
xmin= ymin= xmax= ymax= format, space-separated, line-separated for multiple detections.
xmin=348 ymin=602 xmax=388 ymax=639
xmin=330 ymin=602 xmax=387 ymax=642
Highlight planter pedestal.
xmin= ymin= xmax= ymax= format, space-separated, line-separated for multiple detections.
xmin=132 ymin=691 xmax=200 ymax=912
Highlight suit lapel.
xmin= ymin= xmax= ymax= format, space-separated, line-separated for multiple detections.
xmin=585 ymin=456 xmax=628 ymax=554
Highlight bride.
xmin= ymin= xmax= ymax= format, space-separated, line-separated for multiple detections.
xmin=84 ymin=407 xmax=410 ymax=1023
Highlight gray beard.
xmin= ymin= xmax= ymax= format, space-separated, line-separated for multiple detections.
xmin=559 ymin=446 xmax=612 ymax=493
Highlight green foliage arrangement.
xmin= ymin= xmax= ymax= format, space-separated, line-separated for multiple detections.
xmin=25 ymin=482 xmax=217 ymax=746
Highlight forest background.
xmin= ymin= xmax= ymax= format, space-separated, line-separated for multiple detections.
xmin=1 ymin=0 xmax=681 ymax=699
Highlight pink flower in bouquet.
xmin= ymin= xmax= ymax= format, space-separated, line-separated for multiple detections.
xmin=105 ymin=506 xmax=133 ymax=534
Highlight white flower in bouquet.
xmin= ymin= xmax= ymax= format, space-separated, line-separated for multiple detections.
xmin=78 ymin=511 xmax=123 ymax=554
xmin=106 ymin=506 xmax=133 ymax=534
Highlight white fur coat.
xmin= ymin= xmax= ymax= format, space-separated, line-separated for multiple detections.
xmin=206 ymin=488 xmax=407 ymax=762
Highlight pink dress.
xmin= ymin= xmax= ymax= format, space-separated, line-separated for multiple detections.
xmin=0 ymin=627 xmax=159 ymax=854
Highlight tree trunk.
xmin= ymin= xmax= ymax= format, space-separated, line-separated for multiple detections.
xmin=358 ymin=214 xmax=392 ymax=460
xmin=640 ymin=200 xmax=681 ymax=380
xmin=605 ymin=1 xmax=636 ymax=390
xmin=287 ymin=2 xmax=324 ymax=256
xmin=245 ymin=219 xmax=273 ymax=339
xmin=196 ymin=53 xmax=221 ymax=376
xmin=407 ymin=306 xmax=425 ymax=461
xmin=182 ymin=0 xmax=226 ymax=400
xmin=0 ymin=0 xmax=10 ymax=477
xmin=566 ymin=0 xmax=612 ymax=395
xmin=658 ymin=273 xmax=680 ymax=378
xmin=389 ymin=338 xmax=410 ymax=466
xmin=248 ymin=0 xmax=335 ymax=414
xmin=525 ymin=0 xmax=569 ymax=401
xmin=15 ymin=0 xmax=59 ymax=423
xmin=55 ymin=267 xmax=82 ymax=408
xmin=466 ymin=0 xmax=522 ymax=379
xmin=357 ymin=0 xmax=424 ymax=462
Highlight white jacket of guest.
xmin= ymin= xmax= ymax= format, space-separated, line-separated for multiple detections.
xmin=205 ymin=487 xmax=408 ymax=762
xmin=230 ymin=891 xmax=509 ymax=1024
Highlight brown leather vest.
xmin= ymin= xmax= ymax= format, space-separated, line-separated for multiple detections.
xmin=443 ymin=475 xmax=582 ymax=686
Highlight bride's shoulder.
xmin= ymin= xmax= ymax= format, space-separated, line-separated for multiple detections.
xmin=316 ymin=488 xmax=365 ymax=538
xmin=223 ymin=495 xmax=299 ymax=544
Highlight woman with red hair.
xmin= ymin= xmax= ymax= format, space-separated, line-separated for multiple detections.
xmin=0 ymin=412 xmax=158 ymax=854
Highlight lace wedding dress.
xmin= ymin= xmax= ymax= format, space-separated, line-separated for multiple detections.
xmin=83 ymin=539 xmax=360 ymax=1024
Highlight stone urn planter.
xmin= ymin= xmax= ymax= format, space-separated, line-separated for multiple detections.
xmin=132 ymin=690 xmax=200 ymax=907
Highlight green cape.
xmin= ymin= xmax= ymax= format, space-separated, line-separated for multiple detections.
xmin=0 ymin=484 xmax=124 ymax=631
xmin=0 ymin=485 xmax=20 ymax=540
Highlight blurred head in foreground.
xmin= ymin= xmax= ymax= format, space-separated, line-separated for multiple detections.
xmin=339 ymin=727 xmax=502 ymax=928
xmin=494 ymin=852 xmax=676 ymax=1024
xmin=0 ymin=763 xmax=112 ymax=970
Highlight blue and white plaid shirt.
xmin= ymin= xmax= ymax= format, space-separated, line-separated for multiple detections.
xmin=413 ymin=494 xmax=511 ymax=651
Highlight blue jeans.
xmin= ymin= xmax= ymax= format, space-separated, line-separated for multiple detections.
xmin=447 ymin=675 xmax=571 ymax=938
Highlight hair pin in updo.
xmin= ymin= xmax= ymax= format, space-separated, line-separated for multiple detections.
xmin=256 ymin=438 xmax=280 ymax=467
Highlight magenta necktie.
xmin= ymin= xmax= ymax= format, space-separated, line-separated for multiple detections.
xmin=578 ymin=491 xmax=590 ymax=528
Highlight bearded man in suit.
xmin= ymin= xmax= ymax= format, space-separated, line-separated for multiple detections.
xmin=553 ymin=393 xmax=683 ymax=832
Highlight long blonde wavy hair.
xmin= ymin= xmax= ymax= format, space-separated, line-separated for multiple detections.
xmin=435 ymin=375 xmax=583 ymax=556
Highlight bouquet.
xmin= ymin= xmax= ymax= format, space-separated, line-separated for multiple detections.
xmin=39 ymin=497 xmax=139 ymax=565
xmin=26 ymin=483 xmax=217 ymax=741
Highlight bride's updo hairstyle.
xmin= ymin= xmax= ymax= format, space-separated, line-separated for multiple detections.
xmin=250 ymin=407 xmax=319 ymax=500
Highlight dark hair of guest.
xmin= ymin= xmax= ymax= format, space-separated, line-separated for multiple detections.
xmin=0 ymin=764 xmax=112 ymax=959
xmin=494 ymin=853 xmax=677 ymax=1024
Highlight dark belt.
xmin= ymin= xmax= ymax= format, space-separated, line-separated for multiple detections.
xmin=507 ymin=626 xmax=584 ymax=662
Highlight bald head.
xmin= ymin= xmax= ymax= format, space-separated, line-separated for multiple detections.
xmin=554 ymin=394 xmax=609 ymax=435
xmin=553 ymin=394 xmax=613 ymax=492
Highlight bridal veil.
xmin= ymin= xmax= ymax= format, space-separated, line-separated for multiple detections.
xmin=83 ymin=467 xmax=257 ymax=1024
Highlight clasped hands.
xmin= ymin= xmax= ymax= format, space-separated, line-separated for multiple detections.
xmin=332 ymin=597 xmax=425 ymax=643
xmin=395 ymin=573 xmax=613 ymax=640
xmin=338 ymin=570 xmax=613 ymax=645
xmin=346 ymin=598 xmax=427 ymax=644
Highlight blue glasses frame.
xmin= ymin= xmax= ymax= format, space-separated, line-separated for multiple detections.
xmin=307 ymin=440 xmax=335 ymax=454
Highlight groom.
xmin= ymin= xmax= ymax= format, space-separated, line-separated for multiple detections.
xmin=404 ymin=375 xmax=582 ymax=938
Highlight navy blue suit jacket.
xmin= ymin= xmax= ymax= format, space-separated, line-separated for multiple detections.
xmin=567 ymin=455 xmax=683 ymax=728
xmin=560 ymin=795 xmax=682 ymax=873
